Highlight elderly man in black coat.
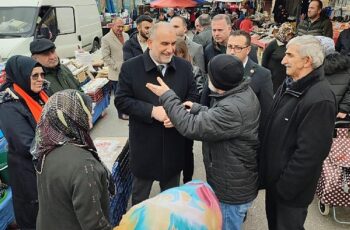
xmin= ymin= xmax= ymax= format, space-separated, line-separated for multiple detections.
xmin=260 ymin=35 xmax=336 ymax=229
xmin=115 ymin=22 xmax=198 ymax=205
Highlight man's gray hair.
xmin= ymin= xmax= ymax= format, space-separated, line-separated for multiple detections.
xmin=198 ymin=14 xmax=211 ymax=27
xmin=212 ymin=14 xmax=231 ymax=26
xmin=149 ymin=22 xmax=172 ymax=39
xmin=287 ymin=35 xmax=325 ymax=69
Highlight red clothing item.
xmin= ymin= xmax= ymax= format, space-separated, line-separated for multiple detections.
xmin=240 ymin=18 xmax=253 ymax=33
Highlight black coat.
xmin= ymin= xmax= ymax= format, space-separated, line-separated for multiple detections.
xmin=122 ymin=32 xmax=143 ymax=61
xmin=335 ymin=28 xmax=350 ymax=56
xmin=0 ymin=90 xmax=38 ymax=228
xmin=324 ymin=53 xmax=350 ymax=114
xmin=262 ymin=39 xmax=287 ymax=93
xmin=115 ymin=51 xmax=198 ymax=181
xmin=260 ymin=67 xmax=336 ymax=207
xmin=244 ymin=58 xmax=273 ymax=128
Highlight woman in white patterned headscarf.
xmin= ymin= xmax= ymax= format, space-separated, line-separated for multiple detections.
xmin=262 ymin=22 xmax=295 ymax=93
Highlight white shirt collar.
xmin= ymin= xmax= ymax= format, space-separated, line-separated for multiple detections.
xmin=243 ymin=57 xmax=249 ymax=68
xmin=149 ymin=54 xmax=167 ymax=76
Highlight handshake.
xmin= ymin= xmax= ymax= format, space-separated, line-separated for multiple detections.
xmin=148 ymin=77 xmax=194 ymax=128
xmin=151 ymin=101 xmax=193 ymax=128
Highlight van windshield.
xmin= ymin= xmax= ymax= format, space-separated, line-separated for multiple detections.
xmin=0 ymin=7 xmax=38 ymax=37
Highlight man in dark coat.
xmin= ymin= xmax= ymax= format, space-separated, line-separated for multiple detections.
xmin=30 ymin=38 xmax=81 ymax=96
xmin=226 ymin=30 xmax=273 ymax=128
xmin=115 ymin=22 xmax=198 ymax=205
xmin=297 ymin=0 xmax=333 ymax=38
xmin=123 ymin=15 xmax=153 ymax=61
xmin=260 ymin=35 xmax=336 ymax=229
xmin=204 ymin=14 xmax=231 ymax=72
xmin=202 ymin=31 xmax=272 ymax=131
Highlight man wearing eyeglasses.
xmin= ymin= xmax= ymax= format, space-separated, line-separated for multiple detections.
xmin=30 ymin=38 xmax=81 ymax=96
xmin=226 ymin=30 xmax=273 ymax=128
xmin=204 ymin=14 xmax=258 ymax=72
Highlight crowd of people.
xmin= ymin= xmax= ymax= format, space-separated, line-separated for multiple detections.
xmin=0 ymin=0 xmax=350 ymax=229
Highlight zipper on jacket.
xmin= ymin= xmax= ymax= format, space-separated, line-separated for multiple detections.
xmin=209 ymin=148 xmax=213 ymax=167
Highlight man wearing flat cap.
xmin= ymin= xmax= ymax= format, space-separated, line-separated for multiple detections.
xmin=146 ymin=54 xmax=260 ymax=230
xmin=30 ymin=38 xmax=81 ymax=95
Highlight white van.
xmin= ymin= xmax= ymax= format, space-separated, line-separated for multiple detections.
xmin=0 ymin=0 xmax=102 ymax=61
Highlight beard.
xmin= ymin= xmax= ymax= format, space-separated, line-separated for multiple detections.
xmin=140 ymin=31 xmax=149 ymax=40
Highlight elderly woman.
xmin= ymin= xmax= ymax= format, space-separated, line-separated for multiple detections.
xmin=262 ymin=22 xmax=295 ymax=93
xmin=32 ymin=89 xmax=112 ymax=230
xmin=0 ymin=55 xmax=48 ymax=229
xmin=316 ymin=36 xmax=350 ymax=119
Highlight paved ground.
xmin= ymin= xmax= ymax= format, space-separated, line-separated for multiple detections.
xmin=91 ymin=98 xmax=350 ymax=229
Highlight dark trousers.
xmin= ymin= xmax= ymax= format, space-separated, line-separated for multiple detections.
xmin=265 ymin=190 xmax=308 ymax=230
xmin=183 ymin=139 xmax=194 ymax=183
xmin=131 ymin=174 xmax=180 ymax=206
xmin=109 ymin=80 xmax=118 ymax=96
xmin=12 ymin=198 xmax=38 ymax=230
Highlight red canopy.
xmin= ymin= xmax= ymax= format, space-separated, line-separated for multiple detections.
xmin=150 ymin=0 xmax=198 ymax=8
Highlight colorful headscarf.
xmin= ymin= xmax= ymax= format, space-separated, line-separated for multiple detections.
xmin=31 ymin=89 xmax=95 ymax=164
xmin=276 ymin=22 xmax=295 ymax=44
xmin=115 ymin=180 xmax=222 ymax=230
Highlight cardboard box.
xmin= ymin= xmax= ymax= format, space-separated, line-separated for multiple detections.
xmin=94 ymin=137 xmax=128 ymax=171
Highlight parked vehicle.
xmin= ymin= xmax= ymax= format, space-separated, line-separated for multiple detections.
xmin=0 ymin=0 xmax=102 ymax=61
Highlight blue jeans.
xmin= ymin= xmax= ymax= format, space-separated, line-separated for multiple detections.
xmin=220 ymin=201 xmax=252 ymax=230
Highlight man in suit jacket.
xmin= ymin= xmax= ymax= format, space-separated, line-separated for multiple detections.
xmin=102 ymin=17 xmax=129 ymax=119
xmin=204 ymin=14 xmax=258 ymax=72
xmin=226 ymin=30 xmax=273 ymax=127
xmin=170 ymin=16 xmax=205 ymax=73
xmin=101 ymin=17 xmax=129 ymax=94
xmin=115 ymin=22 xmax=198 ymax=206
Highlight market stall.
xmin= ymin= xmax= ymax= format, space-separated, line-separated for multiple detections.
xmin=0 ymin=131 xmax=15 ymax=230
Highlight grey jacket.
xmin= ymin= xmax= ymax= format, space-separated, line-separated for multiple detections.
xmin=186 ymin=37 xmax=206 ymax=73
xmin=160 ymin=80 xmax=260 ymax=204
xmin=36 ymin=144 xmax=111 ymax=230
xmin=193 ymin=27 xmax=212 ymax=48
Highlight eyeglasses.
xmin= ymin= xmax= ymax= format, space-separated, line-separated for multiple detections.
xmin=31 ymin=72 xmax=45 ymax=80
xmin=227 ymin=45 xmax=249 ymax=53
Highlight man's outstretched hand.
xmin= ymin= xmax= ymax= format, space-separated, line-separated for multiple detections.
xmin=146 ymin=77 xmax=170 ymax=97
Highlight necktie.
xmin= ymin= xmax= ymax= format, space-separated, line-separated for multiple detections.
xmin=157 ymin=65 xmax=165 ymax=77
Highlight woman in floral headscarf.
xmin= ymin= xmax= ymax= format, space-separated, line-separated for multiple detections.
xmin=0 ymin=55 xmax=48 ymax=229
xmin=262 ymin=22 xmax=295 ymax=93
xmin=32 ymin=89 xmax=112 ymax=230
